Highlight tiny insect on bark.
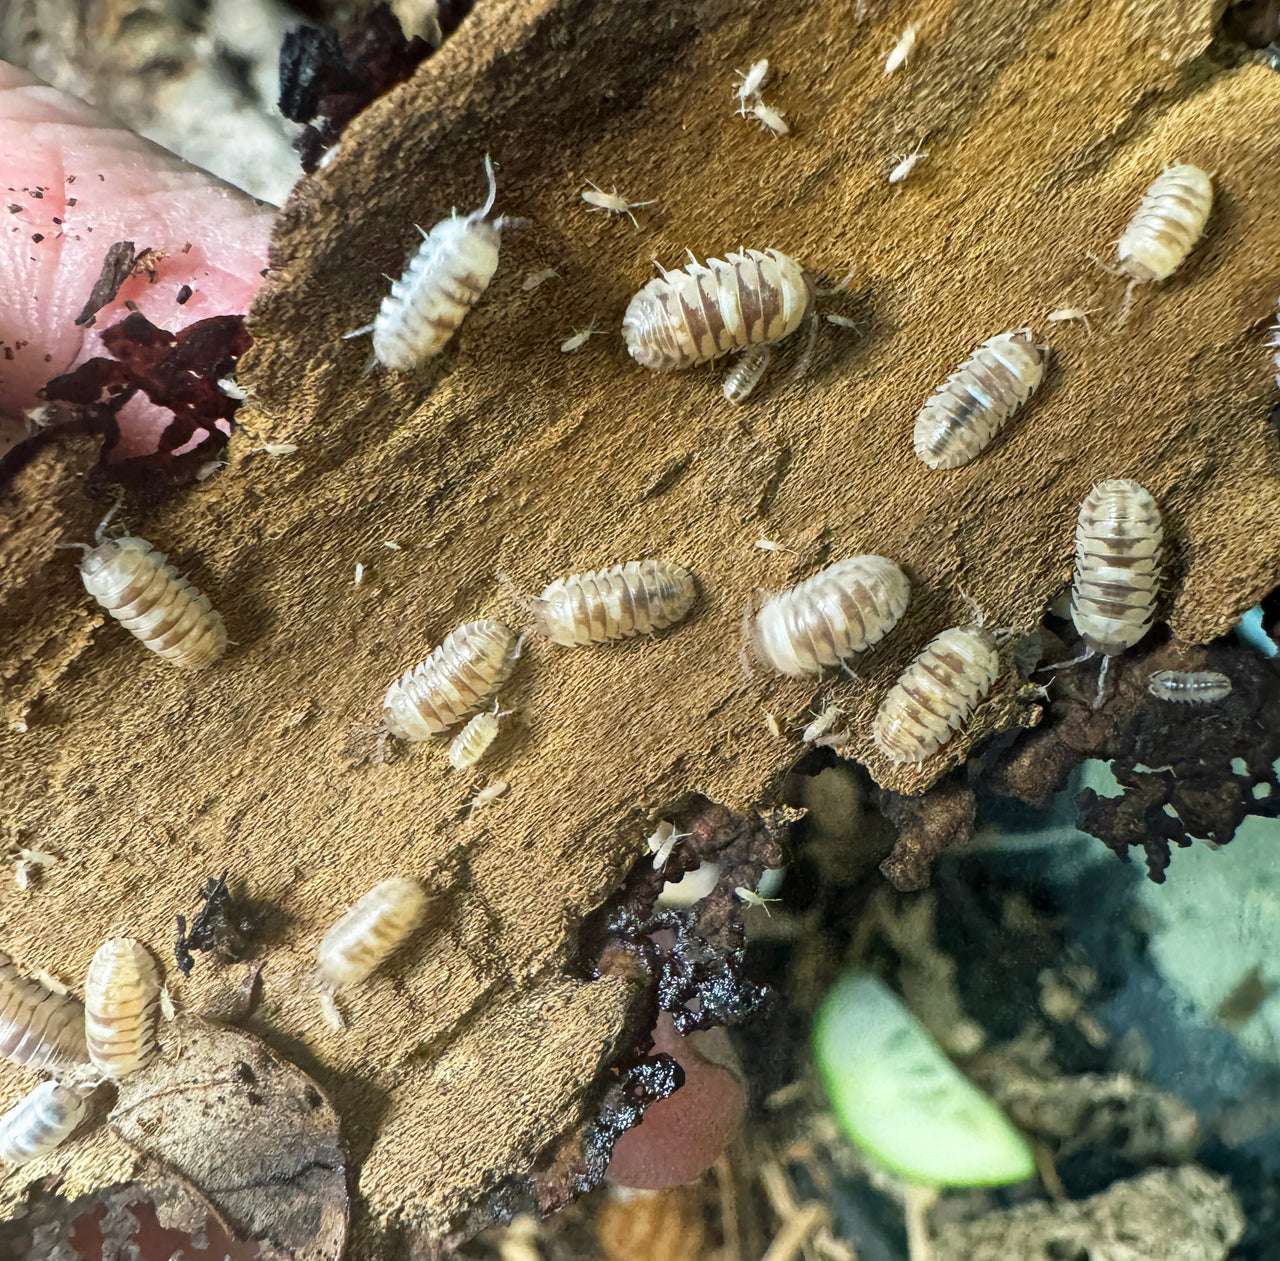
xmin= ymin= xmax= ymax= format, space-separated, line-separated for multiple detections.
xmin=732 ymin=58 xmax=770 ymax=113
xmin=750 ymin=554 xmax=911 ymax=677
xmin=316 ymin=877 xmax=429 ymax=991
xmin=888 ymin=142 xmax=928 ymax=184
xmin=560 ymin=320 xmax=606 ymax=352
xmin=1046 ymin=307 xmax=1099 ymax=337
xmin=735 ymin=887 xmax=781 ymax=916
xmin=580 ymin=182 xmax=656 ymax=230
xmin=0 ymin=1081 xmax=89 ymax=1167
xmin=84 ymin=937 xmax=161 ymax=1079
xmin=884 ymin=23 xmax=919 ymax=75
xmin=646 ymin=820 xmax=691 ymax=872
xmin=346 ymin=156 xmax=515 ymax=369
xmin=533 ymin=560 xmax=696 ymax=646
xmin=1146 ymin=669 xmax=1231 ymax=703
xmin=802 ymin=701 xmax=844 ymax=744
xmin=467 ymin=779 xmax=510 ymax=815
xmin=65 ymin=501 xmax=228 ymax=670
xmin=747 ymin=101 xmax=789 ymax=136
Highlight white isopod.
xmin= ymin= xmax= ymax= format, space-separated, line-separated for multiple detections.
xmin=84 ymin=938 xmax=161 ymax=1079
xmin=622 ymin=249 xmax=813 ymax=372
xmin=349 ymin=156 xmax=513 ymax=369
xmin=884 ymin=23 xmax=919 ymax=75
xmin=0 ymin=1081 xmax=88 ymax=1166
xmin=317 ymin=878 xmax=428 ymax=990
xmin=872 ymin=625 xmax=1002 ymax=763
xmin=723 ymin=343 xmax=773 ymax=404
xmin=746 ymin=100 xmax=789 ymax=136
xmin=1067 ymin=479 xmax=1163 ymax=706
xmin=0 ymin=948 xmax=88 ymax=1072
xmin=732 ymin=58 xmax=770 ymax=113
xmin=1113 ymin=164 xmax=1213 ymax=323
xmin=448 ymin=707 xmax=511 ymax=771
xmin=67 ymin=503 xmax=227 ymax=670
xmin=750 ymin=555 xmax=911 ymax=677
xmin=1146 ymin=669 xmax=1231 ymax=703
xmin=888 ymin=142 xmax=928 ymax=185
xmin=383 ymin=618 xmax=521 ymax=741
xmin=581 ymin=183 xmax=655 ymax=230
xmin=533 ymin=560 xmax=696 ymax=646
xmin=912 ymin=330 xmax=1048 ymax=470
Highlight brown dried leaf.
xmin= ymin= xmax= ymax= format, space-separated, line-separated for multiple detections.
xmin=110 ymin=1015 xmax=347 ymax=1261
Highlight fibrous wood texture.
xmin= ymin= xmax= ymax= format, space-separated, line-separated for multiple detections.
xmin=4 ymin=0 xmax=1280 ymax=1252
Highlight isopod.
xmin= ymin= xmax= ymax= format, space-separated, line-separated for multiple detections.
xmin=888 ymin=142 xmax=928 ymax=185
xmin=872 ymin=626 xmax=1001 ymax=763
xmin=622 ymin=248 xmax=812 ymax=372
xmin=0 ymin=1081 xmax=88 ymax=1166
xmin=1114 ymin=164 xmax=1213 ymax=323
xmin=383 ymin=618 xmax=520 ymax=741
xmin=84 ymin=938 xmax=161 ymax=1079
xmin=750 ymin=555 xmax=911 ymax=677
xmin=1068 ymin=479 xmax=1163 ymax=706
xmin=646 ymin=820 xmax=689 ymax=872
xmin=448 ymin=707 xmax=511 ymax=771
xmin=68 ymin=504 xmax=227 ymax=670
xmin=349 ymin=156 xmax=513 ymax=370
xmin=560 ymin=320 xmax=605 ymax=352
xmin=580 ymin=182 xmax=655 ymax=230
xmin=884 ymin=23 xmax=918 ymax=75
xmin=1146 ymin=669 xmax=1231 ymax=703
xmin=316 ymin=878 xmax=428 ymax=990
xmin=0 ymin=948 xmax=88 ymax=1072
xmin=912 ymin=329 xmax=1048 ymax=470
xmin=802 ymin=700 xmax=843 ymax=744
xmin=723 ymin=343 xmax=773 ymax=404
xmin=533 ymin=560 xmax=696 ymax=646
xmin=747 ymin=101 xmax=789 ymax=136
xmin=732 ymin=58 xmax=770 ymax=113
xmin=467 ymin=779 xmax=509 ymax=815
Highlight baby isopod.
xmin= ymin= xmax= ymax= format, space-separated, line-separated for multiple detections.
xmin=383 ymin=618 xmax=520 ymax=741
xmin=1046 ymin=306 xmax=1099 ymax=337
xmin=1068 ymin=479 xmax=1163 ymax=706
xmin=0 ymin=948 xmax=88 ymax=1072
xmin=1113 ymin=164 xmax=1213 ymax=323
xmin=581 ymin=183 xmax=655 ymax=230
xmin=349 ymin=156 xmax=514 ymax=369
xmin=746 ymin=101 xmax=789 ymax=136
xmin=732 ymin=58 xmax=770 ymax=113
xmin=448 ymin=707 xmax=511 ymax=771
xmin=84 ymin=938 xmax=161 ymax=1079
xmin=884 ymin=22 xmax=918 ymax=75
xmin=912 ymin=330 xmax=1048 ymax=470
xmin=750 ymin=554 xmax=911 ymax=677
xmin=622 ymin=249 xmax=812 ymax=372
xmin=68 ymin=504 xmax=227 ymax=669
xmin=533 ymin=560 xmax=696 ymax=646
xmin=888 ymin=142 xmax=928 ymax=185
xmin=560 ymin=320 xmax=605 ymax=353
xmin=723 ymin=343 xmax=773 ymax=404
xmin=0 ymin=1081 xmax=88 ymax=1166
xmin=521 ymin=268 xmax=558 ymax=291
xmin=316 ymin=878 xmax=428 ymax=990
xmin=872 ymin=625 xmax=1001 ymax=763
xmin=1146 ymin=669 xmax=1231 ymax=703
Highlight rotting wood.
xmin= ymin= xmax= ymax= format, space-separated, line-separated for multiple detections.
xmin=3 ymin=0 xmax=1280 ymax=1253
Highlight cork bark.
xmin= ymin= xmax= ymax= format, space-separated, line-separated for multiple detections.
xmin=3 ymin=0 xmax=1280 ymax=1252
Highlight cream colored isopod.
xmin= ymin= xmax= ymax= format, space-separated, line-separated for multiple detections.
xmin=533 ymin=560 xmax=696 ymax=646
xmin=317 ymin=878 xmax=429 ymax=990
xmin=0 ymin=948 xmax=89 ymax=1072
xmin=873 ymin=626 xmax=1001 ymax=763
xmin=84 ymin=938 xmax=161 ymax=1078
xmin=0 ymin=1081 xmax=88 ymax=1166
xmin=750 ymin=555 xmax=911 ymax=676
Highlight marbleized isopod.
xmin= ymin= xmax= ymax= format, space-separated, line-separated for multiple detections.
xmin=317 ymin=878 xmax=428 ymax=990
xmin=750 ymin=555 xmax=910 ymax=676
xmin=533 ymin=560 xmax=696 ymax=646
xmin=0 ymin=1081 xmax=88 ymax=1166
xmin=84 ymin=938 xmax=161 ymax=1079
xmin=0 ymin=949 xmax=88 ymax=1072
xmin=1146 ymin=669 xmax=1231 ymax=703
xmin=383 ymin=619 xmax=520 ymax=741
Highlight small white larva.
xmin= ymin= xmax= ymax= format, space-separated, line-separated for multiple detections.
xmin=733 ymin=58 xmax=770 ymax=113
xmin=747 ymin=100 xmax=789 ymax=136
xmin=533 ymin=560 xmax=696 ymax=646
xmin=1070 ymin=479 xmax=1163 ymax=704
xmin=1146 ymin=669 xmax=1231 ymax=703
xmin=0 ymin=949 xmax=88 ymax=1072
xmin=448 ymin=707 xmax=510 ymax=771
xmin=623 ymin=249 xmax=812 ymax=372
xmin=0 ymin=1081 xmax=88 ymax=1166
xmin=912 ymin=330 xmax=1048 ymax=470
xmin=751 ymin=555 xmax=911 ymax=677
xmin=352 ymin=156 xmax=512 ymax=370
xmin=581 ymin=183 xmax=655 ymax=230
xmin=884 ymin=23 xmax=918 ymax=75
xmin=84 ymin=938 xmax=161 ymax=1079
xmin=316 ymin=878 xmax=428 ymax=990
xmin=723 ymin=343 xmax=773 ymax=404
xmin=872 ymin=626 xmax=1001 ymax=763
xmin=1114 ymin=164 xmax=1213 ymax=322
xmin=888 ymin=143 xmax=928 ymax=185
xmin=383 ymin=618 xmax=520 ymax=741
xmin=69 ymin=505 xmax=226 ymax=670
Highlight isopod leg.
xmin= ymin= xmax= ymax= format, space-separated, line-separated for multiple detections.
xmin=1091 ymin=654 xmax=1113 ymax=710
xmin=1115 ymin=279 xmax=1139 ymax=329
xmin=1036 ymin=647 xmax=1095 ymax=673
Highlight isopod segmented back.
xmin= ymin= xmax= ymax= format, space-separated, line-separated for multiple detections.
xmin=873 ymin=626 xmax=1001 ymax=763
xmin=1117 ymin=164 xmax=1213 ymax=284
xmin=84 ymin=938 xmax=161 ymax=1079
xmin=1146 ymin=669 xmax=1231 ymax=703
xmin=913 ymin=330 xmax=1047 ymax=470
xmin=622 ymin=249 xmax=811 ymax=372
xmin=751 ymin=555 xmax=911 ymax=676
xmin=533 ymin=560 xmax=696 ymax=646
xmin=317 ymin=878 xmax=428 ymax=990
xmin=0 ymin=1081 xmax=87 ymax=1167
xmin=0 ymin=948 xmax=88 ymax=1073
xmin=448 ymin=709 xmax=505 ymax=771
xmin=383 ymin=618 xmax=520 ymax=741
xmin=1070 ymin=479 xmax=1162 ymax=657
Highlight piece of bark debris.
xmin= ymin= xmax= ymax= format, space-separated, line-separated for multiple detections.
xmin=74 ymin=240 xmax=141 ymax=327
